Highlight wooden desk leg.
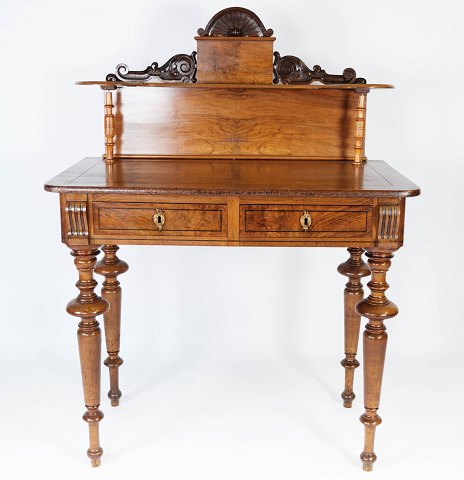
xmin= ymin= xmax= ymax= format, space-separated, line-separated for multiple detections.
xmin=95 ymin=245 xmax=128 ymax=407
xmin=66 ymin=247 xmax=109 ymax=467
xmin=356 ymin=250 xmax=398 ymax=472
xmin=337 ymin=247 xmax=370 ymax=408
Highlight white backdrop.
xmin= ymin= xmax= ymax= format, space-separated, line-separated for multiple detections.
xmin=1 ymin=1 xmax=463 ymax=479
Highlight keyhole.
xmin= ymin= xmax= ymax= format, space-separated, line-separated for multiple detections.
xmin=157 ymin=215 xmax=162 ymax=223
xmin=304 ymin=217 xmax=308 ymax=226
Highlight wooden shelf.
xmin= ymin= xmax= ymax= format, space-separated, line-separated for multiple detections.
xmin=76 ymin=81 xmax=393 ymax=90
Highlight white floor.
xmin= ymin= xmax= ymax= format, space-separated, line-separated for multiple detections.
xmin=1 ymin=344 xmax=462 ymax=479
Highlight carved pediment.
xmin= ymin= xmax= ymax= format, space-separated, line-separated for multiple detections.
xmin=105 ymin=7 xmax=365 ymax=85
xmin=197 ymin=7 xmax=273 ymax=37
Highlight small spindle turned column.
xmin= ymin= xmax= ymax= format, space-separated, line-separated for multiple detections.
xmin=353 ymin=91 xmax=367 ymax=165
xmin=355 ymin=249 xmax=398 ymax=472
xmin=66 ymin=247 xmax=109 ymax=467
xmin=95 ymin=245 xmax=128 ymax=407
xmin=337 ymin=247 xmax=370 ymax=408
xmin=103 ymin=89 xmax=116 ymax=165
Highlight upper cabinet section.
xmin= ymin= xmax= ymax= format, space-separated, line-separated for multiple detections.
xmin=75 ymin=7 xmax=394 ymax=164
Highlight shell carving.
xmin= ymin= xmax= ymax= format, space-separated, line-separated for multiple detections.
xmin=197 ymin=7 xmax=273 ymax=37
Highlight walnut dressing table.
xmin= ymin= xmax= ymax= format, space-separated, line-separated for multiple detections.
xmin=44 ymin=7 xmax=420 ymax=472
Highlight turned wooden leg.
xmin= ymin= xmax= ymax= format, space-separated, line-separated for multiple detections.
xmin=356 ymin=250 xmax=398 ymax=472
xmin=95 ymin=245 xmax=128 ymax=407
xmin=66 ymin=247 xmax=109 ymax=467
xmin=338 ymin=247 xmax=370 ymax=408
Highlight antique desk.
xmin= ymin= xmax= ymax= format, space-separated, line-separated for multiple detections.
xmin=44 ymin=7 xmax=420 ymax=472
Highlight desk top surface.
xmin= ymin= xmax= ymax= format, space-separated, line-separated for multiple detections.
xmin=45 ymin=158 xmax=420 ymax=198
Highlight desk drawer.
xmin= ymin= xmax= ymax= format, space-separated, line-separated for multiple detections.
xmin=93 ymin=202 xmax=227 ymax=239
xmin=240 ymin=204 xmax=373 ymax=240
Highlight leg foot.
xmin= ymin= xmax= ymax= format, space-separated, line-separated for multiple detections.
xmin=356 ymin=249 xmax=398 ymax=471
xmin=96 ymin=245 xmax=128 ymax=407
xmin=338 ymin=247 xmax=369 ymax=408
xmin=105 ymin=355 xmax=123 ymax=406
xmin=343 ymin=399 xmax=353 ymax=409
xmin=67 ymin=247 xmax=109 ymax=466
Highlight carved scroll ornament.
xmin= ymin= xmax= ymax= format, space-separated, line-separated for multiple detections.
xmin=378 ymin=205 xmax=400 ymax=241
xmin=65 ymin=201 xmax=89 ymax=238
xmin=197 ymin=7 xmax=273 ymax=37
xmin=273 ymin=52 xmax=366 ymax=85
xmin=106 ymin=52 xmax=197 ymax=83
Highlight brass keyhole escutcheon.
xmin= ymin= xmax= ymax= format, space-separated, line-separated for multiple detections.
xmin=300 ymin=211 xmax=312 ymax=231
xmin=153 ymin=208 xmax=165 ymax=231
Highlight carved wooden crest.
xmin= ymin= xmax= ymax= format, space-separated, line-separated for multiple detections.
xmin=105 ymin=7 xmax=365 ymax=85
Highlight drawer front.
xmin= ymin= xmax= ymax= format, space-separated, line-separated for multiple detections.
xmin=93 ymin=202 xmax=227 ymax=239
xmin=240 ymin=204 xmax=373 ymax=240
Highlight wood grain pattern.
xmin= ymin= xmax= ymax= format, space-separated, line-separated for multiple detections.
xmin=93 ymin=201 xmax=228 ymax=239
xmin=196 ymin=38 xmax=274 ymax=84
xmin=240 ymin=204 xmax=373 ymax=240
xmin=112 ymin=88 xmax=363 ymax=159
